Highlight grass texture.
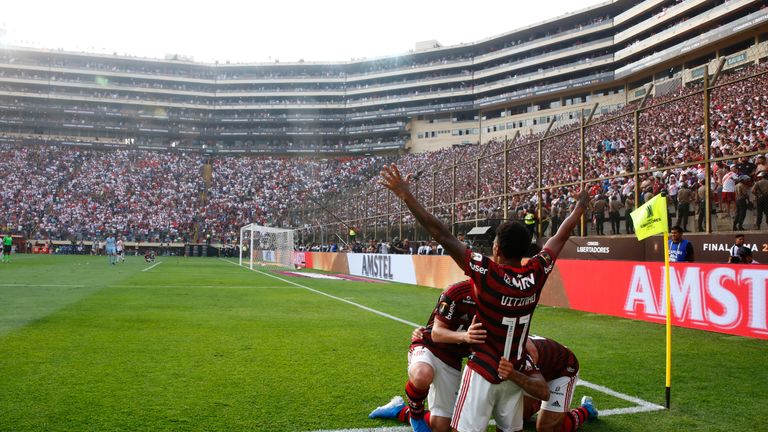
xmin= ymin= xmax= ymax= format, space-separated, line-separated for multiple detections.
xmin=0 ymin=255 xmax=765 ymax=431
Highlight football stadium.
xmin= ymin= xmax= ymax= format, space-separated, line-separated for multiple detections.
xmin=2 ymin=1 xmax=768 ymax=431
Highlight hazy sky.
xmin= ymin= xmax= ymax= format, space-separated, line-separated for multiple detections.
xmin=1 ymin=0 xmax=604 ymax=63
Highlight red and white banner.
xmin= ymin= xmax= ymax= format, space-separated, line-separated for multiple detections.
xmin=556 ymin=260 xmax=768 ymax=340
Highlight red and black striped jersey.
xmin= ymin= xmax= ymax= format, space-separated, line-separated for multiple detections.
xmin=463 ymin=247 xmax=556 ymax=384
xmin=529 ymin=335 xmax=579 ymax=381
xmin=411 ymin=280 xmax=476 ymax=370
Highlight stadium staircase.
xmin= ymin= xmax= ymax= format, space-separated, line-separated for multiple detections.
xmin=192 ymin=157 xmax=214 ymax=244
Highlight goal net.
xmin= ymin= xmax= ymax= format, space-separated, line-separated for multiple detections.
xmin=239 ymin=224 xmax=295 ymax=269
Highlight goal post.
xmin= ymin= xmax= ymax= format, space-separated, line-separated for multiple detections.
xmin=239 ymin=224 xmax=295 ymax=269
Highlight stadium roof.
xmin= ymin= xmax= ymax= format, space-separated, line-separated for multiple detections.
xmin=0 ymin=0 xmax=607 ymax=64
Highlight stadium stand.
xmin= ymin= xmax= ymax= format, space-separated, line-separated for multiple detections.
xmin=1 ymin=0 xmax=767 ymax=246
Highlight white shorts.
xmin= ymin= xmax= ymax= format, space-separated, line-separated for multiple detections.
xmin=540 ymin=374 xmax=579 ymax=413
xmin=407 ymin=345 xmax=462 ymax=419
xmin=451 ymin=366 xmax=525 ymax=432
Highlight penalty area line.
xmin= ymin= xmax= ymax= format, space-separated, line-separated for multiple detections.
xmin=141 ymin=261 xmax=163 ymax=272
xmin=219 ymin=258 xmax=420 ymax=328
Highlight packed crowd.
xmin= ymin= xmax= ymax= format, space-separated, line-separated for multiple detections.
xmin=328 ymin=62 xmax=768 ymax=236
xmin=4 ymin=63 xmax=768 ymax=242
xmin=37 ymin=150 xmax=204 ymax=242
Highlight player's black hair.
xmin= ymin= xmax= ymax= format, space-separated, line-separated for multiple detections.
xmin=735 ymin=233 xmax=745 ymax=239
xmin=495 ymin=221 xmax=531 ymax=260
xmin=670 ymin=225 xmax=684 ymax=233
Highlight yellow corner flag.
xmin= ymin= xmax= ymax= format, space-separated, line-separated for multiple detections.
xmin=630 ymin=193 xmax=668 ymax=240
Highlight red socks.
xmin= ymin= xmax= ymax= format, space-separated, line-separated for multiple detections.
xmin=561 ymin=407 xmax=589 ymax=431
xmin=397 ymin=407 xmax=431 ymax=426
xmin=405 ymin=380 xmax=429 ymax=419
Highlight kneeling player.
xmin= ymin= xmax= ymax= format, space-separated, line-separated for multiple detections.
xmin=369 ymin=280 xmax=484 ymax=432
xmin=144 ymin=250 xmax=156 ymax=263
xmin=371 ymin=334 xmax=597 ymax=432
xmin=498 ymin=335 xmax=598 ymax=432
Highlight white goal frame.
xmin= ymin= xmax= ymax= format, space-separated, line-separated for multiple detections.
xmin=238 ymin=224 xmax=295 ymax=269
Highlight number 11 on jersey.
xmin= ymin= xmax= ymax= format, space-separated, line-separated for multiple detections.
xmin=502 ymin=314 xmax=531 ymax=361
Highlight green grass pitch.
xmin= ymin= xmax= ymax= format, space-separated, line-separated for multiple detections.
xmin=0 ymin=255 xmax=766 ymax=431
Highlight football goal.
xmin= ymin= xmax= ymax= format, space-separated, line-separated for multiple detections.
xmin=239 ymin=224 xmax=294 ymax=269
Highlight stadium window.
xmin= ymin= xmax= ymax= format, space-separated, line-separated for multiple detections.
xmin=452 ymin=130 xmax=460 ymax=136
xmin=417 ymin=133 xmax=424 ymax=139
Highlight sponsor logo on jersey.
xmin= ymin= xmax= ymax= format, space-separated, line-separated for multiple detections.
xmin=472 ymin=252 xmax=483 ymax=262
xmin=442 ymin=301 xmax=456 ymax=320
xmin=469 ymin=262 xmax=488 ymax=275
xmin=551 ymin=401 xmax=561 ymax=407
xmin=539 ymin=252 xmax=555 ymax=274
xmin=462 ymin=296 xmax=475 ymax=304
xmin=504 ymin=272 xmax=536 ymax=290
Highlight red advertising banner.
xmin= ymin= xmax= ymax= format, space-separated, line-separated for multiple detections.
xmin=555 ymin=260 xmax=768 ymax=340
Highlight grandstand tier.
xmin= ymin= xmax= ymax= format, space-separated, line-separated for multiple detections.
xmin=1 ymin=0 xmax=768 ymax=243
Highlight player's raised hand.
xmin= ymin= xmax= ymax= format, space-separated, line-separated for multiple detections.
xmin=573 ymin=187 xmax=590 ymax=208
xmin=464 ymin=316 xmax=486 ymax=344
xmin=379 ymin=164 xmax=413 ymax=199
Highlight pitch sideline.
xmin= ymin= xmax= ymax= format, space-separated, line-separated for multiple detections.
xmin=222 ymin=258 xmax=666 ymax=424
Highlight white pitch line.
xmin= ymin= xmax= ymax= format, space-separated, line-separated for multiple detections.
xmin=141 ymin=261 xmax=163 ymax=272
xmin=219 ymin=258 xmax=420 ymax=328
xmin=312 ymin=428 xmax=411 ymax=432
xmin=578 ymin=379 xmax=665 ymax=415
xmin=222 ymin=259 xmax=666 ymax=428
xmin=111 ymin=285 xmax=300 ymax=289
xmin=0 ymin=283 xmax=85 ymax=287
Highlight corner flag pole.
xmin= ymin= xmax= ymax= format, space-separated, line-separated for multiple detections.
xmin=663 ymin=231 xmax=672 ymax=409
xmin=629 ymin=192 xmax=671 ymax=409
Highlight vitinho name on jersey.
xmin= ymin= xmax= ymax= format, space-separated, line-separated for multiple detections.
xmin=501 ymin=293 xmax=537 ymax=307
